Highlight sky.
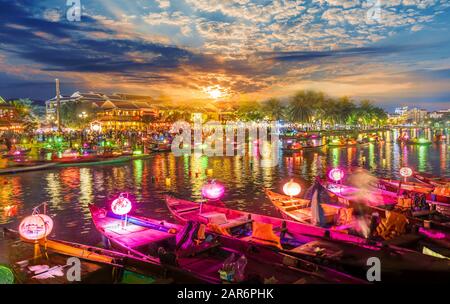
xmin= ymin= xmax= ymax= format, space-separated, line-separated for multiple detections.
xmin=0 ymin=0 xmax=449 ymax=111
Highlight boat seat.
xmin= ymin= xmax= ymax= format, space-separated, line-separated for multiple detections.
xmin=199 ymin=212 xmax=252 ymax=229
xmin=175 ymin=206 xmax=200 ymax=213
xmin=220 ymin=217 xmax=252 ymax=230
xmin=384 ymin=233 xmax=423 ymax=247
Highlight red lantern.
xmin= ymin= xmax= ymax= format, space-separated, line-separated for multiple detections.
xmin=202 ymin=180 xmax=225 ymax=200
xmin=111 ymin=194 xmax=132 ymax=215
xmin=19 ymin=214 xmax=53 ymax=241
xmin=283 ymin=179 xmax=302 ymax=197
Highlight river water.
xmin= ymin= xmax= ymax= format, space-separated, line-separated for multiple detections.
xmin=0 ymin=128 xmax=448 ymax=246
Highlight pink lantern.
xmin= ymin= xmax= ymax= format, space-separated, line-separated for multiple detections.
xmin=329 ymin=168 xmax=345 ymax=182
xmin=202 ymin=180 xmax=225 ymax=201
xmin=399 ymin=167 xmax=412 ymax=178
xmin=283 ymin=179 xmax=301 ymax=197
xmin=111 ymin=193 xmax=132 ymax=215
xmin=19 ymin=214 xmax=53 ymax=241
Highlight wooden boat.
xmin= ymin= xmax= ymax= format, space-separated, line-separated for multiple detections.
xmin=414 ymin=172 xmax=450 ymax=187
xmin=1 ymin=228 xmax=177 ymax=284
xmin=56 ymin=155 xmax=133 ymax=167
xmin=406 ymin=138 xmax=432 ymax=145
xmin=165 ymin=195 xmax=450 ymax=282
xmin=378 ymin=178 xmax=450 ymax=205
xmin=1 ymin=149 xmax=31 ymax=158
xmin=89 ymin=204 xmax=361 ymax=283
xmin=264 ymin=189 xmax=349 ymax=226
xmin=0 ymin=162 xmax=57 ymax=175
xmin=320 ymin=179 xmax=450 ymax=233
xmin=152 ymin=143 xmax=172 ymax=152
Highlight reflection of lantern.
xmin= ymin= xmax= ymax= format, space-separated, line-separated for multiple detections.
xmin=19 ymin=214 xmax=53 ymax=241
xmin=283 ymin=179 xmax=301 ymax=197
xmin=329 ymin=168 xmax=345 ymax=182
xmin=111 ymin=194 xmax=132 ymax=215
xmin=202 ymin=180 xmax=225 ymax=200
xmin=400 ymin=167 xmax=412 ymax=178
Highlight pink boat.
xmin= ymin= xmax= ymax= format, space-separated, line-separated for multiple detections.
xmin=89 ymin=204 xmax=358 ymax=284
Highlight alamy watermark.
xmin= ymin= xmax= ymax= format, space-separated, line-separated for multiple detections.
xmin=366 ymin=257 xmax=381 ymax=282
xmin=66 ymin=0 xmax=81 ymax=22
xmin=367 ymin=0 xmax=382 ymax=22
xmin=170 ymin=118 xmax=280 ymax=168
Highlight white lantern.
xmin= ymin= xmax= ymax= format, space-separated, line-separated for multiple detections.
xmin=283 ymin=179 xmax=302 ymax=197
xmin=400 ymin=167 xmax=413 ymax=178
xmin=19 ymin=214 xmax=53 ymax=241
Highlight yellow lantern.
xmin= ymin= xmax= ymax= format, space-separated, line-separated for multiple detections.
xmin=283 ymin=179 xmax=301 ymax=197
xmin=19 ymin=214 xmax=53 ymax=241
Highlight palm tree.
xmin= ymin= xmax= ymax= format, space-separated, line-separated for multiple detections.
xmin=0 ymin=96 xmax=6 ymax=104
xmin=262 ymin=98 xmax=285 ymax=121
xmin=289 ymin=91 xmax=313 ymax=123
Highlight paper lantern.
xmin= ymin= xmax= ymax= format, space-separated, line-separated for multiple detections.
xmin=283 ymin=179 xmax=301 ymax=197
xmin=19 ymin=214 xmax=53 ymax=241
xmin=202 ymin=180 xmax=225 ymax=200
xmin=111 ymin=194 xmax=132 ymax=215
xmin=329 ymin=168 xmax=345 ymax=182
xmin=400 ymin=167 xmax=413 ymax=178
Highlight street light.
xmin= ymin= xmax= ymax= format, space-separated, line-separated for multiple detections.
xmin=78 ymin=112 xmax=88 ymax=119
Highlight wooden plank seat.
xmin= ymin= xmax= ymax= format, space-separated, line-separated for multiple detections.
xmin=199 ymin=212 xmax=252 ymax=230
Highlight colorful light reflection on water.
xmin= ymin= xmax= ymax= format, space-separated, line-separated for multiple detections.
xmin=0 ymin=128 xmax=448 ymax=246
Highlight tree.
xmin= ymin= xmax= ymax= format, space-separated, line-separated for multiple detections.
xmin=236 ymin=101 xmax=265 ymax=121
xmin=60 ymin=101 xmax=93 ymax=129
xmin=262 ymin=98 xmax=285 ymax=121
xmin=288 ymin=90 xmax=324 ymax=124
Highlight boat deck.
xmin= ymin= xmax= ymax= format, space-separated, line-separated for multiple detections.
xmin=96 ymin=215 xmax=174 ymax=249
xmin=0 ymin=232 xmax=114 ymax=284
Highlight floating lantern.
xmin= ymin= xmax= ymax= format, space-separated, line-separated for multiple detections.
xmin=283 ymin=179 xmax=301 ymax=197
xmin=111 ymin=193 xmax=132 ymax=216
xmin=329 ymin=168 xmax=345 ymax=183
xmin=400 ymin=167 xmax=413 ymax=178
xmin=165 ymin=177 xmax=171 ymax=186
xmin=202 ymin=180 xmax=225 ymax=201
xmin=19 ymin=214 xmax=53 ymax=241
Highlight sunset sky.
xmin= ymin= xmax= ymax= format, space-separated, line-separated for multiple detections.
xmin=0 ymin=0 xmax=449 ymax=110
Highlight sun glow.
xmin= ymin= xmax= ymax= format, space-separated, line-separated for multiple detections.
xmin=203 ymin=85 xmax=228 ymax=100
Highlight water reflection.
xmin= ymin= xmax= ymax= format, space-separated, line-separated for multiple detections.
xmin=0 ymin=128 xmax=448 ymax=246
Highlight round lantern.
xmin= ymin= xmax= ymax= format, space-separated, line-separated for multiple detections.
xmin=329 ymin=168 xmax=345 ymax=182
xmin=399 ymin=167 xmax=413 ymax=178
xmin=19 ymin=214 xmax=53 ymax=241
xmin=202 ymin=180 xmax=225 ymax=201
xmin=0 ymin=266 xmax=14 ymax=284
xmin=283 ymin=179 xmax=302 ymax=197
xmin=111 ymin=194 xmax=132 ymax=215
